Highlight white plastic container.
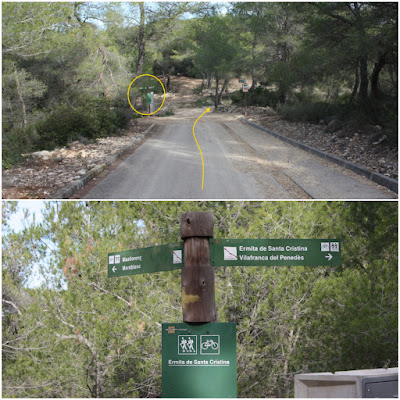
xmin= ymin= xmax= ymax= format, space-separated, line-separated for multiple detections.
xmin=294 ymin=368 xmax=398 ymax=398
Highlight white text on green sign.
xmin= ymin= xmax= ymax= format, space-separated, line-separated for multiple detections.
xmin=108 ymin=242 xmax=183 ymax=277
xmin=162 ymin=322 xmax=237 ymax=398
xmin=210 ymin=239 xmax=341 ymax=267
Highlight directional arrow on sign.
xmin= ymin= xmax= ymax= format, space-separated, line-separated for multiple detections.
xmin=210 ymin=239 xmax=341 ymax=267
xmin=109 ymin=239 xmax=341 ymax=278
xmin=108 ymin=242 xmax=184 ymax=277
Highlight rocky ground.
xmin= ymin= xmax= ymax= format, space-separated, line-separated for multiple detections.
xmin=217 ymin=105 xmax=398 ymax=180
xmin=2 ymin=122 xmax=152 ymax=199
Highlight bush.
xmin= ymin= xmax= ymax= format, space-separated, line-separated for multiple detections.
xmin=2 ymin=125 xmax=38 ymax=169
xmin=35 ymin=104 xmax=99 ymax=149
xmin=156 ymin=109 xmax=175 ymax=117
xmin=35 ymin=99 xmax=132 ymax=150
xmin=278 ymin=101 xmax=341 ymax=123
xmin=231 ymin=87 xmax=279 ymax=108
xmin=194 ymin=98 xmax=213 ymax=107
xmin=3 ymin=96 xmax=133 ymax=168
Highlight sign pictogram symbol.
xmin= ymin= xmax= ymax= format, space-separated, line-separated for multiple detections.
xmin=223 ymin=247 xmax=237 ymax=261
xmin=178 ymin=335 xmax=197 ymax=355
xmin=200 ymin=335 xmax=220 ymax=355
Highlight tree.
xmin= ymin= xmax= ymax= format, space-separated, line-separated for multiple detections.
xmin=2 ymin=2 xmax=133 ymax=167
xmin=2 ymin=62 xmax=47 ymax=128
xmin=113 ymin=2 xmax=202 ymax=76
xmin=304 ymin=3 xmax=398 ymax=104
xmin=192 ymin=15 xmax=240 ymax=108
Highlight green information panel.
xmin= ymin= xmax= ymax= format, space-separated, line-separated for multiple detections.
xmin=162 ymin=322 xmax=237 ymax=398
xmin=108 ymin=243 xmax=183 ymax=277
xmin=210 ymin=238 xmax=341 ymax=267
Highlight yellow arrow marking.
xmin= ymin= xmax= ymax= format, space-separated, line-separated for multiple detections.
xmin=193 ymin=108 xmax=210 ymax=190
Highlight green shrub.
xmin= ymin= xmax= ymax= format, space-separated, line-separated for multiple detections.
xmin=3 ymin=94 xmax=133 ymax=168
xmin=2 ymin=125 xmax=37 ymax=169
xmin=278 ymin=101 xmax=341 ymax=123
xmin=35 ymin=104 xmax=99 ymax=149
xmin=80 ymin=97 xmax=131 ymax=134
xmin=231 ymin=87 xmax=279 ymax=108
xmin=156 ymin=109 xmax=175 ymax=117
xmin=35 ymin=99 xmax=132 ymax=150
xmin=194 ymin=98 xmax=213 ymax=107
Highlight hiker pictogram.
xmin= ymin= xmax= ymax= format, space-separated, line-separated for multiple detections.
xmin=178 ymin=335 xmax=197 ymax=355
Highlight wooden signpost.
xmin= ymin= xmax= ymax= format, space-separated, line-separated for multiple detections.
xmin=180 ymin=212 xmax=216 ymax=323
xmin=108 ymin=212 xmax=342 ymax=398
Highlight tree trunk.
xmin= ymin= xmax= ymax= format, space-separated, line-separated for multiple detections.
xmin=251 ymin=35 xmax=257 ymax=90
xmin=161 ymin=68 xmax=169 ymax=92
xmin=278 ymin=83 xmax=286 ymax=104
xmin=207 ymin=72 xmax=213 ymax=90
xmin=136 ymin=3 xmax=146 ymax=76
xmin=218 ymin=79 xmax=229 ymax=105
xmin=200 ymin=72 xmax=205 ymax=93
xmin=214 ymin=73 xmax=219 ymax=109
xmin=388 ymin=62 xmax=397 ymax=93
xmin=350 ymin=62 xmax=360 ymax=104
xmin=352 ymin=5 xmax=369 ymax=103
xmin=358 ymin=55 xmax=369 ymax=102
xmin=371 ymin=51 xmax=388 ymax=99
xmin=14 ymin=68 xmax=27 ymax=127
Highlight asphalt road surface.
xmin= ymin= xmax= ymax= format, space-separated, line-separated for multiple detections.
xmin=83 ymin=112 xmax=394 ymax=199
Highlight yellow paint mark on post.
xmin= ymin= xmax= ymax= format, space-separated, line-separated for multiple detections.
xmin=182 ymin=288 xmax=200 ymax=310
xmin=193 ymin=108 xmax=210 ymax=190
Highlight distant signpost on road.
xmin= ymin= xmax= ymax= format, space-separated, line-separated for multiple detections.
xmin=242 ymin=83 xmax=248 ymax=117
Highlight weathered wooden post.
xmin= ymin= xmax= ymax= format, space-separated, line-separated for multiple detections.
xmin=180 ymin=211 xmax=216 ymax=323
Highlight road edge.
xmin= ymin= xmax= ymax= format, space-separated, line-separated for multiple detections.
xmin=242 ymin=118 xmax=398 ymax=194
xmin=52 ymin=124 xmax=155 ymax=199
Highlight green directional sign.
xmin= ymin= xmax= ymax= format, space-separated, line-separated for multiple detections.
xmin=162 ymin=322 xmax=237 ymax=398
xmin=108 ymin=242 xmax=183 ymax=277
xmin=210 ymin=239 xmax=341 ymax=267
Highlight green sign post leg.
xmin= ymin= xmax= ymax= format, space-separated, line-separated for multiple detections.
xmin=180 ymin=212 xmax=216 ymax=323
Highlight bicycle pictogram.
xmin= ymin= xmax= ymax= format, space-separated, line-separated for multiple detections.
xmin=200 ymin=335 xmax=220 ymax=354
xmin=201 ymin=339 xmax=219 ymax=351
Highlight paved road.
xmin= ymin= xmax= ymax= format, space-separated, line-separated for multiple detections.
xmin=83 ymin=113 xmax=394 ymax=199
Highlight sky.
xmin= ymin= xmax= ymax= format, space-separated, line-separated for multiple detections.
xmin=7 ymin=200 xmax=46 ymax=233
xmin=3 ymin=200 xmax=145 ymax=289
xmin=5 ymin=200 xmax=55 ymax=289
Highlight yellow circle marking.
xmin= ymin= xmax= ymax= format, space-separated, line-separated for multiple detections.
xmin=127 ymin=74 xmax=166 ymax=116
